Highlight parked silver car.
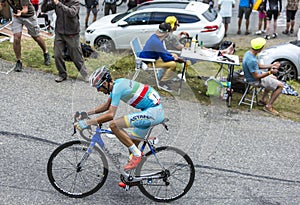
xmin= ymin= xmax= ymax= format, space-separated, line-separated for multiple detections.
xmin=257 ymin=40 xmax=300 ymax=81
xmin=85 ymin=0 xmax=225 ymax=52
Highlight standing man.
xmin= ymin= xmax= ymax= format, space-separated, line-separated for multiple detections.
xmin=0 ymin=0 xmax=51 ymax=72
xmin=41 ymin=0 xmax=89 ymax=82
xmin=84 ymin=0 xmax=98 ymax=29
xmin=282 ymin=0 xmax=299 ymax=35
xmin=242 ymin=37 xmax=283 ymax=115
xmin=237 ymin=0 xmax=254 ymax=35
xmin=263 ymin=0 xmax=282 ymax=39
xmin=103 ymin=0 xmax=116 ymax=16
xmin=218 ymin=0 xmax=235 ymax=37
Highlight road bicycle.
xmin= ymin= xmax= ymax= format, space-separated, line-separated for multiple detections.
xmin=47 ymin=113 xmax=195 ymax=202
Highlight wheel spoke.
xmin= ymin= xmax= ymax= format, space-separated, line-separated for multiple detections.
xmin=136 ymin=146 xmax=194 ymax=202
xmin=47 ymin=141 xmax=108 ymax=198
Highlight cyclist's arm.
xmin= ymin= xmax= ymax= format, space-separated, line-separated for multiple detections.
xmin=86 ymin=105 xmax=117 ymax=126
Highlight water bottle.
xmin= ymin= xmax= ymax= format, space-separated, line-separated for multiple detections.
xmin=135 ymin=58 xmax=142 ymax=69
xmin=199 ymin=40 xmax=203 ymax=49
xmin=157 ymin=68 xmax=163 ymax=80
xmin=191 ymin=36 xmax=196 ymax=53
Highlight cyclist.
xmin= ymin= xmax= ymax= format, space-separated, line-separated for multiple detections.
xmin=74 ymin=66 xmax=165 ymax=170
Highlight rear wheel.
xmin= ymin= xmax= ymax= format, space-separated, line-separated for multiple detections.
xmin=94 ymin=36 xmax=115 ymax=53
xmin=47 ymin=140 xmax=108 ymax=198
xmin=276 ymin=60 xmax=297 ymax=81
xmin=136 ymin=146 xmax=195 ymax=202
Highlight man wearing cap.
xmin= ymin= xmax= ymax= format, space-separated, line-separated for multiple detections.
xmin=164 ymin=16 xmax=189 ymax=51
xmin=242 ymin=37 xmax=283 ymax=115
xmin=139 ymin=22 xmax=184 ymax=92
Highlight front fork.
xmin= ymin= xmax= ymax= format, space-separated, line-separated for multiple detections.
xmin=77 ymin=133 xmax=104 ymax=171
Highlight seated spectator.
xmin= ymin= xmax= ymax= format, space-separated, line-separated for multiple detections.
xmin=139 ymin=22 xmax=184 ymax=92
xmin=242 ymin=37 xmax=283 ymax=115
xmin=164 ymin=16 xmax=189 ymax=51
xmin=164 ymin=15 xmax=235 ymax=64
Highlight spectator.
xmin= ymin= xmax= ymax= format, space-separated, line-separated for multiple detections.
xmin=218 ymin=0 xmax=235 ymax=37
xmin=164 ymin=16 xmax=189 ymax=51
xmin=30 ymin=0 xmax=39 ymax=13
xmin=164 ymin=16 xmax=235 ymax=56
xmin=282 ymin=0 xmax=299 ymax=35
xmin=104 ymin=0 xmax=116 ymax=16
xmin=84 ymin=0 xmax=98 ymax=29
xmin=127 ymin=0 xmax=137 ymax=10
xmin=0 ymin=0 xmax=51 ymax=72
xmin=139 ymin=22 xmax=184 ymax=92
xmin=41 ymin=0 xmax=89 ymax=82
xmin=242 ymin=37 xmax=283 ymax=115
xmin=237 ymin=0 xmax=254 ymax=35
xmin=255 ymin=0 xmax=267 ymax=35
xmin=263 ymin=0 xmax=282 ymax=39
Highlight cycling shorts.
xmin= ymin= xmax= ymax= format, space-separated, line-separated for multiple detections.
xmin=286 ymin=10 xmax=297 ymax=22
xmin=266 ymin=10 xmax=279 ymax=21
xmin=124 ymin=104 xmax=164 ymax=139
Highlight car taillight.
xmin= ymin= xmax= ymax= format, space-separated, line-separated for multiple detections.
xmin=201 ymin=25 xmax=219 ymax=33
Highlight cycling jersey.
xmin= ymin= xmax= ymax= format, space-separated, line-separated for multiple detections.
xmin=110 ymin=78 xmax=161 ymax=110
xmin=110 ymin=78 xmax=164 ymax=139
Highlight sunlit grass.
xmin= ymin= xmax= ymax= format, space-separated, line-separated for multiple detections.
xmin=0 ymin=37 xmax=299 ymax=122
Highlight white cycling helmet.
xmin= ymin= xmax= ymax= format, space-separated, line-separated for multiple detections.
xmin=89 ymin=66 xmax=111 ymax=88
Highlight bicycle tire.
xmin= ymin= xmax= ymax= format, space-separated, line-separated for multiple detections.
xmin=47 ymin=140 xmax=108 ymax=198
xmin=136 ymin=146 xmax=195 ymax=202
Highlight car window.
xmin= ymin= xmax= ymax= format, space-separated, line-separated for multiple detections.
xmin=124 ymin=12 xmax=151 ymax=25
xmin=202 ymin=8 xmax=218 ymax=22
xmin=148 ymin=12 xmax=200 ymax=24
xmin=174 ymin=14 xmax=200 ymax=23
xmin=112 ymin=12 xmax=131 ymax=23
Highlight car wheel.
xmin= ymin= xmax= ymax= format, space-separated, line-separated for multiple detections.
xmin=94 ymin=37 xmax=115 ymax=53
xmin=276 ymin=60 xmax=297 ymax=81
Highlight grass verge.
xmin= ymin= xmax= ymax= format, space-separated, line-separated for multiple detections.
xmin=0 ymin=37 xmax=299 ymax=122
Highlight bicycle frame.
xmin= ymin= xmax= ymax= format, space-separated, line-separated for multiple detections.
xmin=77 ymin=122 xmax=169 ymax=185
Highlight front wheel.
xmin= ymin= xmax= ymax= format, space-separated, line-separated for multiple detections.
xmin=136 ymin=146 xmax=195 ymax=202
xmin=47 ymin=140 xmax=109 ymax=198
xmin=276 ymin=60 xmax=297 ymax=81
xmin=94 ymin=36 xmax=115 ymax=53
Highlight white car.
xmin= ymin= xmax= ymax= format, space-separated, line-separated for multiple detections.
xmin=257 ymin=40 xmax=300 ymax=81
xmin=85 ymin=0 xmax=225 ymax=52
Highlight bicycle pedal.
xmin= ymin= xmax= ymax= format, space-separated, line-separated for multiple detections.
xmin=118 ymin=182 xmax=126 ymax=188
xmin=118 ymin=182 xmax=131 ymax=191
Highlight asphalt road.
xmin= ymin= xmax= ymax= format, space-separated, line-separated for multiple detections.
xmin=1 ymin=1 xmax=300 ymax=204
xmin=1 ymin=55 xmax=300 ymax=204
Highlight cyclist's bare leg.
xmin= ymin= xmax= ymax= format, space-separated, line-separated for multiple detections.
xmin=109 ymin=117 xmax=133 ymax=147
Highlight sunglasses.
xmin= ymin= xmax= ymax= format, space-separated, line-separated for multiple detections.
xmin=96 ymin=83 xmax=104 ymax=91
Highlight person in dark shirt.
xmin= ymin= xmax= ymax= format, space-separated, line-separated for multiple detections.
xmin=0 ymin=0 xmax=51 ymax=72
xmin=263 ymin=0 xmax=282 ymax=39
xmin=139 ymin=22 xmax=184 ymax=92
xmin=42 ymin=0 xmax=89 ymax=83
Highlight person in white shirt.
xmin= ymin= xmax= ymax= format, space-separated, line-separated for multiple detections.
xmin=218 ymin=0 xmax=235 ymax=37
